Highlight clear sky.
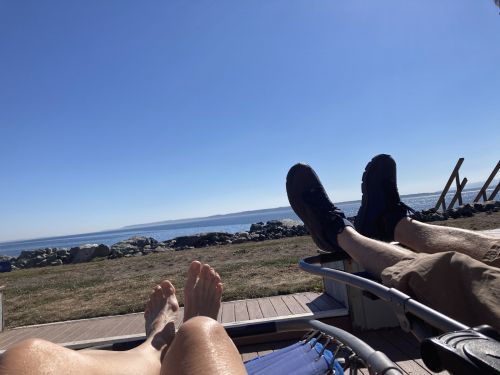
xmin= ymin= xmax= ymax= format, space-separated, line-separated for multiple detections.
xmin=0 ymin=0 xmax=499 ymax=241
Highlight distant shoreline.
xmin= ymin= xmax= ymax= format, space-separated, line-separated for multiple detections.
xmin=0 ymin=186 xmax=496 ymax=253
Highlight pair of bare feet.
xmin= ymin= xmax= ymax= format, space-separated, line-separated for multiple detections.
xmin=143 ymin=260 xmax=223 ymax=353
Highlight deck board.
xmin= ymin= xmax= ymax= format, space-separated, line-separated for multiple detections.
xmin=257 ymin=298 xmax=278 ymax=318
xmin=246 ymin=299 xmax=264 ymax=320
xmin=269 ymin=296 xmax=291 ymax=316
xmin=281 ymin=294 xmax=307 ymax=314
xmin=293 ymin=292 xmax=320 ymax=313
xmin=221 ymin=301 xmax=236 ymax=323
xmin=234 ymin=300 xmax=250 ymax=322
xmin=0 ymin=292 xmax=345 ymax=352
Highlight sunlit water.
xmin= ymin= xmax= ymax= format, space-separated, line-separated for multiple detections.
xmin=0 ymin=188 xmax=494 ymax=257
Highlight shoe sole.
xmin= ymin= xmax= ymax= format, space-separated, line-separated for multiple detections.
xmin=286 ymin=164 xmax=336 ymax=252
xmin=356 ymin=154 xmax=396 ymax=237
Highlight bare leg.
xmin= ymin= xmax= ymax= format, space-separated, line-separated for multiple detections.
xmin=161 ymin=261 xmax=245 ymax=375
xmin=395 ymin=218 xmax=500 ymax=267
xmin=0 ymin=280 xmax=179 ymax=375
xmin=338 ymin=227 xmax=416 ymax=277
xmin=161 ymin=316 xmax=246 ymax=375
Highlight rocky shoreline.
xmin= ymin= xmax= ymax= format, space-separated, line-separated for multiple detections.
xmin=411 ymin=200 xmax=499 ymax=222
xmin=1 ymin=200 xmax=498 ymax=271
xmin=1 ymin=219 xmax=308 ymax=271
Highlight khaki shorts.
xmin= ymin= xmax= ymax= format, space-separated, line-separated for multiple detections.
xmin=381 ymin=251 xmax=500 ymax=331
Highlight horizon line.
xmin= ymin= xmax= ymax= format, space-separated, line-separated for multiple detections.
xmin=0 ymin=184 xmax=494 ymax=245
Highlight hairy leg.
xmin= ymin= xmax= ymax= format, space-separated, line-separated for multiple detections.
xmin=338 ymin=227 xmax=416 ymax=277
xmin=161 ymin=316 xmax=246 ymax=375
xmin=395 ymin=218 xmax=500 ymax=267
xmin=0 ymin=281 xmax=179 ymax=375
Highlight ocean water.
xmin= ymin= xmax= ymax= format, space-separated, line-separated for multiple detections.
xmin=0 ymin=188 xmax=494 ymax=258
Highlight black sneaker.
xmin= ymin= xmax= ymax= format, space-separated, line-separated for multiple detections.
xmin=286 ymin=163 xmax=353 ymax=254
xmin=355 ymin=154 xmax=415 ymax=241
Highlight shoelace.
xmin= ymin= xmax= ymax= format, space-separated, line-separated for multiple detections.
xmin=397 ymin=201 xmax=416 ymax=215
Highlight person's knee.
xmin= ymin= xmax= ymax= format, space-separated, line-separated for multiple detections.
xmin=3 ymin=337 xmax=47 ymax=358
xmin=179 ymin=316 xmax=222 ymax=336
xmin=0 ymin=338 xmax=49 ymax=373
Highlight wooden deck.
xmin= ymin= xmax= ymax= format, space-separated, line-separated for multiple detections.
xmin=0 ymin=292 xmax=347 ymax=352
xmin=238 ymin=328 xmax=448 ymax=374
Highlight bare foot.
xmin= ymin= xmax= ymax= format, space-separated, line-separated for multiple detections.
xmin=144 ymin=280 xmax=179 ymax=350
xmin=183 ymin=261 xmax=223 ymax=321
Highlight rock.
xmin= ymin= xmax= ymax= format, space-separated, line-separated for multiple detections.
xmin=56 ymin=249 xmax=69 ymax=256
xmin=70 ymin=244 xmax=110 ymax=263
xmin=0 ymin=260 xmax=12 ymax=272
xmin=249 ymin=222 xmax=264 ymax=232
xmin=245 ymin=219 xmax=307 ymax=242
xmin=93 ymin=244 xmax=111 ymax=258
xmin=232 ymin=232 xmax=251 ymax=244
xmin=172 ymin=233 xmax=233 ymax=249
xmin=109 ymin=250 xmax=124 ymax=259
xmin=114 ymin=236 xmax=158 ymax=249
xmin=457 ymin=204 xmax=475 ymax=217
xmin=162 ymin=240 xmax=176 ymax=248
xmin=50 ymin=259 xmax=63 ymax=266
xmin=473 ymin=203 xmax=485 ymax=212
xmin=33 ymin=249 xmax=43 ymax=256
xmin=109 ymin=236 xmax=158 ymax=258
xmin=484 ymin=200 xmax=496 ymax=211
xmin=18 ymin=250 xmax=35 ymax=260
xmin=110 ymin=244 xmax=137 ymax=256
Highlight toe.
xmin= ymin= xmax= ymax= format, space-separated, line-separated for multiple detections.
xmin=209 ymin=268 xmax=218 ymax=285
xmin=200 ymin=264 xmax=212 ymax=291
xmin=201 ymin=264 xmax=211 ymax=280
xmin=185 ymin=261 xmax=202 ymax=288
xmin=160 ymin=280 xmax=175 ymax=296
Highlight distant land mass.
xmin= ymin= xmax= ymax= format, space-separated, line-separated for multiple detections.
xmin=122 ymin=206 xmax=296 ymax=229
xmin=122 ymin=181 xmax=497 ymax=230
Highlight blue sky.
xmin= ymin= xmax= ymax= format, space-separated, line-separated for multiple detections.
xmin=0 ymin=0 xmax=499 ymax=241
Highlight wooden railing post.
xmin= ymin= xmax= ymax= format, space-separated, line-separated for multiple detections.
xmin=474 ymin=161 xmax=500 ymax=203
xmin=448 ymin=178 xmax=468 ymax=210
xmin=435 ymin=158 xmax=464 ymax=211
xmin=488 ymin=183 xmax=500 ymax=201
xmin=455 ymin=172 xmax=463 ymax=206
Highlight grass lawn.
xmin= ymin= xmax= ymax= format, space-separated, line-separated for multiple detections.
xmin=1 ymin=211 xmax=498 ymax=328
xmin=0 ymin=236 xmax=322 ymax=328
